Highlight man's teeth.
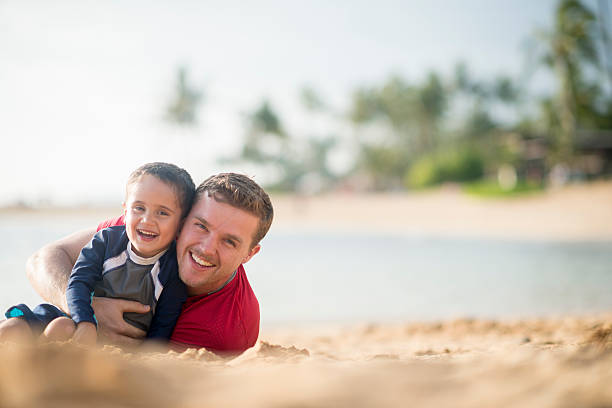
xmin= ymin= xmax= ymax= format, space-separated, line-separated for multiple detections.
xmin=191 ymin=252 xmax=213 ymax=267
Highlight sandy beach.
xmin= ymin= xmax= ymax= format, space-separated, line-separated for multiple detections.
xmin=1 ymin=182 xmax=611 ymax=407
xmin=0 ymin=314 xmax=610 ymax=408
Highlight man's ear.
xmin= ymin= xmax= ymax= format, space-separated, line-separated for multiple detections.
xmin=242 ymin=244 xmax=261 ymax=264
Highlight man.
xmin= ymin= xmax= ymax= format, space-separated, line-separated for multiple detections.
xmin=25 ymin=173 xmax=273 ymax=355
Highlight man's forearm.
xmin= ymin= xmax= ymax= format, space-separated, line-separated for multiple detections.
xmin=26 ymin=245 xmax=71 ymax=312
xmin=25 ymin=228 xmax=97 ymax=313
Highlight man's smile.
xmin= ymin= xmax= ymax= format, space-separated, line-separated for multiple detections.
xmin=190 ymin=250 xmax=215 ymax=267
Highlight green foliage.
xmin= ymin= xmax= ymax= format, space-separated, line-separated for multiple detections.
xmin=222 ymin=0 xmax=612 ymax=193
xmin=350 ymin=88 xmax=381 ymax=123
xmin=360 ymin=145 xmax=410 ymax=190
xmin=419 ymin=72 xmax=447 ymax=119
xmin=166 ymin=67 xmax=203 ymax=126
xmin=463 ymin=180 xmax=543 ymax=198
xmin=404 ymin=155 xmax=439 ymax=188
xmin=463 ymin=109 xmax=497 ymax=139
xmin=234 ymin=97 xmax=342 ymax=193
xmin=405 ymin=148 xmax=485 ymax=188
xmin=251 ymin=101 xmax=285 ymax=137
xmin=300 ymin=86 xmax=326 ymax=112
xmin=535 ymin=0 xmax=604 ymax=162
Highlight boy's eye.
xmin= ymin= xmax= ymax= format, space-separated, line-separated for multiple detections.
xmin=159 ymin=210 xmax=169 ymax=216
xmin=134 ymin=206 xmax=145 ymax=212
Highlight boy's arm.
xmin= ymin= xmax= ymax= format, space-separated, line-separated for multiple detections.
xmin=26 ymin=227 xmax=148 ymax=346
xmin=146 ymin=274 xmax=188 ymax=340
xmin=66 ymin=230 xmax=109 ymax=326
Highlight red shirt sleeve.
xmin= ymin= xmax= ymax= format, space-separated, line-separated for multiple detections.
xmin=97 ymin=214 xmax=125 ymax=231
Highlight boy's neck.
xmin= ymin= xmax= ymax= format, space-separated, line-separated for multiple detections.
xmin=127 ymin=243 xmax=168 ymax=265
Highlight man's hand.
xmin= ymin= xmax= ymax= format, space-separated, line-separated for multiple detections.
xmin=92 ymin=297 xmax=149 ymax=347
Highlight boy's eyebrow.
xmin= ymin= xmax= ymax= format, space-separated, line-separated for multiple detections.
xmin=194 ymin=216 xmax=243 ymax=245
xmin=132 ymin=201 xmax=176 ymax=213
xmin=158 ymin=205 xmax=176 ymax=213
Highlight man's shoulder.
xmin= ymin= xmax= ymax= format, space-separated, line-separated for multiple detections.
xmin=97 ymin=214 xmax=125 ymax=231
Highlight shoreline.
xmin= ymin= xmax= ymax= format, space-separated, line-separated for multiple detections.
xmin=2 ymin=181 xmax=612 ymax=241
xmin=271 ymin=181 xmax=612 ymax=241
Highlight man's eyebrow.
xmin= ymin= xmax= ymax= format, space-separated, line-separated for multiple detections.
xmin=194 ymin=216 xmax=209 ymax=225
xmin=194 ymin=216 xmax=243 ymax=244
xmin=225 ymin=233 xmax=243 ymax=245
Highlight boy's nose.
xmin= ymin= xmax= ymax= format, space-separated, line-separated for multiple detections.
xmin=141 ymin=211 xmax=153 ymax=224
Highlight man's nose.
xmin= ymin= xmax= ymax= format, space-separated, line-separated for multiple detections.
xmin=199 ymin=235 xmax=216 ymax=254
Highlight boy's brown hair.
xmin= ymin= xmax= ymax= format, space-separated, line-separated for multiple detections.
xmin=127 ymin=162 xmax=196 ymax=218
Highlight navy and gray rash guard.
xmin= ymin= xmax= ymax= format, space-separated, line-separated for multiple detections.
xmin=66 ymin=225 xmax=187 ymax=339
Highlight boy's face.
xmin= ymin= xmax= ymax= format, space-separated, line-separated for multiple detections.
xmin=123 ymin=174 xmax=182 ymax=258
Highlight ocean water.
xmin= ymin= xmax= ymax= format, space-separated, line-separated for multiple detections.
xmin=1 ymin=215 xmax=611 ymax=326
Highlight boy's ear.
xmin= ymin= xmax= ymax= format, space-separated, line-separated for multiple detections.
xmin=122 ymin=201 xmax=126 ymax=214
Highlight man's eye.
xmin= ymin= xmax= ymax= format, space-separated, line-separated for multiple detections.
xmin=225 ymin=239 xmax=237 ymax=248
xmin=196 ymin=223 xmax=208 ymax=231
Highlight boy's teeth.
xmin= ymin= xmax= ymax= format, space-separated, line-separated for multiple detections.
xmin=192 ymin=252 xmax=213 ymax=267
xmin=139 ymin=230 xmax=157 ymax=236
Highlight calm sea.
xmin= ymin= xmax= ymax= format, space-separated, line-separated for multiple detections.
xmin=2 ymin=214 xmax=611 ymax=327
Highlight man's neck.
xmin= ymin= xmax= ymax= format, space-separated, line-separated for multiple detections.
xmin=188 ymin=269 xmax=238 ymax=297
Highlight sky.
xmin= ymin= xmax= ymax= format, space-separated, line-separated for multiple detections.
xmin=0 ymin=0 xmax=568 ymax=206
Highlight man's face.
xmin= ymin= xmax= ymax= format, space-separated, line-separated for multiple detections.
xmin=176 ymin=194 xmax=261 ymax=296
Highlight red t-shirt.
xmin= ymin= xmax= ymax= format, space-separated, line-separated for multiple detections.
xmin=97 ymin=217 xmax=260 ymax=355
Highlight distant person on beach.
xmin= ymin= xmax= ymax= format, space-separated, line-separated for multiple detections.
xmin=10 ymin=172 xmax=273 ymax=355
xmin=0 ymin=162 xmax=195 ymax=345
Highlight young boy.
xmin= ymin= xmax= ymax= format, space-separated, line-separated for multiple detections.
xmin=0 ymin=162 xmax=194 ymax=345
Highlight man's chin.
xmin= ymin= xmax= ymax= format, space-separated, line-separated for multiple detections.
xmin=179 ymin=271 xmax=210 ymax=293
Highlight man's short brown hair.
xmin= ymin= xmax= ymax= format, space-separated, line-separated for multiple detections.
xmin=196 ymin=173 xmax=273 ymax=247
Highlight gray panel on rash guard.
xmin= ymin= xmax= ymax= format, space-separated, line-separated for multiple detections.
xmin=94 ymin=259 xmax=157 ymax=331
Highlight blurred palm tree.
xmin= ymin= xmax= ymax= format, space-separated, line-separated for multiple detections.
xmin=238 ymin=93 xmax=341 ymax=192
xmin=166 ymin=66 xmax=203 ymax=126
xmin=349 ymin=73 xmax=449 ymax=189
xmin=536 ymin=0 xmax=602 ymax=162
